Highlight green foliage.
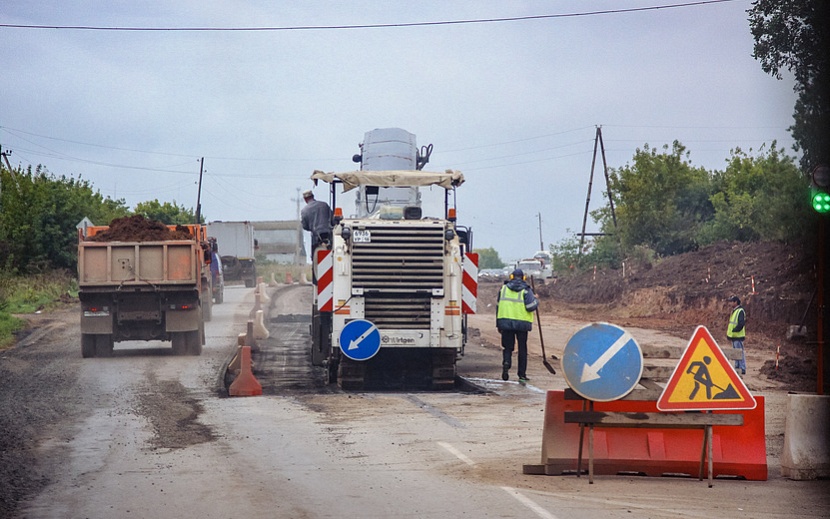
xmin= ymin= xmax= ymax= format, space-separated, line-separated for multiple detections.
xmin=0 ymin=270 xmax=77 ymax=349
xmin=599 ymin=141 xmax=713 ymax=257
xmin=473 ymin=247 xmax=505 ymax=269
xmin=133 ymin=199 xmax=199 ymax=225
xmin=0 ymin=312 xmax=25 ymax=350
xmin=582 ymin=142 xmax=805 ymax=272
xmin=0 ymin=164 xmax=129 ymax=274
xmin=698 ymin=144 xmax=811 ymax=244
xmin=749 ymin=1 xmax=830 ymax=169
xmin=550 ymin=233 xmax=584 ymax=277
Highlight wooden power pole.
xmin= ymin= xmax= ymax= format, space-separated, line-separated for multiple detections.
xmin=578 ymin=126 xmax=617 ymax=257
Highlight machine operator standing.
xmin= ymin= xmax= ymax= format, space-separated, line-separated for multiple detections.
xmin=497 ymin=268 xmax=539 ymax=382
xmin=301 ymin=190 xmax=332 ymax=253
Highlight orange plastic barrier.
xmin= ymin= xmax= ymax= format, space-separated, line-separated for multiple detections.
xmin=229 ymin=346 xmax=262 ymax=397
xmin=536 ymin=390 xmax=767 ymax=480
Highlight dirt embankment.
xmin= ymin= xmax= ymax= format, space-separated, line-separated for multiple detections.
xmin=486 ymin=240 xmax=820 ymax=392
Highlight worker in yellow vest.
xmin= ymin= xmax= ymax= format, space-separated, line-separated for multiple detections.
xmin=497 ymin=269 xmax=538 ymax=382
xmin=726 ymin=295 xmax=747 ymax=375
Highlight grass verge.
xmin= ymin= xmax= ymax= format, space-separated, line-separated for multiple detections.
xmin=0 ymin=270 xmax=78 ymax=350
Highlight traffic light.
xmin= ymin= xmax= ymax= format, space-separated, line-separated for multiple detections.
xmin=811 ymin=164 xmax=830 ymax=214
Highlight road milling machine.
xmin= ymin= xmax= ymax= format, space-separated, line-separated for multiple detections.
xmin=309 ymin=128 xmax=478 ymax=390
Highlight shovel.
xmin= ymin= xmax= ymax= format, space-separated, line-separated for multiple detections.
xmin=530 ymin=277 xmax=556 ymax=375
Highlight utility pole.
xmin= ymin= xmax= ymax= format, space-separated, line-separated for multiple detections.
xmin=579 ymin=126 xmax=617 ymax=259
xmin=195 ymin=157 xmax=204 ymax=224
xmin=0 ymin=145 xmax=16 ymax=211
xmin=537 ymin=212 xmax=544 ymax=251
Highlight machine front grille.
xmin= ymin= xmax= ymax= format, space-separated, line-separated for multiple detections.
xmin=352 ymin=224 xmax=445 ymax=329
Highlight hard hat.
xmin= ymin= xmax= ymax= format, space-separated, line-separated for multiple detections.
xmin=302 ymin=190 xmax=313 ymax=199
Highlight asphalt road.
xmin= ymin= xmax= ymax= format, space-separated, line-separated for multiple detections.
xmin=2 ymin=283 xmax=828 ymax=518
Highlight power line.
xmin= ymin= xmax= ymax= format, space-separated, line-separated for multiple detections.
xmin=0 ymin=1 xmax=739 ymax=32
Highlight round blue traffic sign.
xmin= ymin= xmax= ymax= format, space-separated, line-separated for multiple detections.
xmin=339 ymin=319 xmax=381 ymax=361
xmin=561 ymin=322 xmax=643 ymax=402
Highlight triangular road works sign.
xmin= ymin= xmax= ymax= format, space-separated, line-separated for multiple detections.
xmin=657 ymin=326 xmax=756 ymax=411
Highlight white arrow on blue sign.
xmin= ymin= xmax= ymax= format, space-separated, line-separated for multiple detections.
xmin=561 ymin=322 xmax=643 ymax=402
xmin=339 ymin=319 xmax=381 ymax=361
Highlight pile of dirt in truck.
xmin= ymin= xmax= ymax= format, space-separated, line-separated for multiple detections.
xmin=480 ymin=239 xmax=821 ymax=392
xmin=87 ymin=215 xmax=194 ymax=242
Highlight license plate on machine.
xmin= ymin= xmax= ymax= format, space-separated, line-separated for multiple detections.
xmin=353 ymin=229 xmax=371 ymax=243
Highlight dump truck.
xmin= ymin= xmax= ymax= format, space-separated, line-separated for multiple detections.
xmin=309 ymin=128 xmax=478 ymax=390
xmin=206 ymin=221 xmax=257 ymax=288
xmin=77 ymin=216 xmax=210 ymax=357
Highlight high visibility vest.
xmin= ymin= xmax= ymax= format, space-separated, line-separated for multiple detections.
xmin=727 ymin=307 xmax=746 ymax=339
xmin=497 ymin=285 xmax=533 ymax=323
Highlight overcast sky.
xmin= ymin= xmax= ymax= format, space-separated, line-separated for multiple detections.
xmin=1 ymin=0 xmax=797 ymax=263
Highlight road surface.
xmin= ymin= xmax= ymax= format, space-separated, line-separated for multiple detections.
xmin=1 ymin=283 xmax=827 ymax=518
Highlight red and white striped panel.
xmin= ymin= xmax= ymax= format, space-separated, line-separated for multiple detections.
xmin=462 ymin=252 xmax=478 ymax=314
xmin=316 ymin=249 xmax=333 ymax=312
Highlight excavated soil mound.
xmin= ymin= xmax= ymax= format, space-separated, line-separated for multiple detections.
xmin=481 ymin=239 xmax=820 ymax=391
xmin=536 ymin=240 xmax=816 ymax=342
xmin=88 ymin=215 xmax=194 ymax=242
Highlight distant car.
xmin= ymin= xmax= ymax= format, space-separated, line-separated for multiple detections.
xmin=479 ymin=268 xmax=507 ymax=282
xmin=210 ymin=252 xmax=224 ymax=304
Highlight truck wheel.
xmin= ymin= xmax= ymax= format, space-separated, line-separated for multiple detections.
xmin=187 ymin=329 xmax=203 ymax=356
xmin=171 ymin=333 xmax=188 ymax=355
xmin=95 ymin=334 xmax=114 ymax=357
xmin=202 ymin=291 xmax=212 ymax=322
xmin=81 ymin=334 xmax=96 ymax=358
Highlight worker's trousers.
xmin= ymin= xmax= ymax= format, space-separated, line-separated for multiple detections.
xmin=731 ymin=338 xmax=746 ymax=374
xmin=501 ymin=329 xmax=528 ymax=378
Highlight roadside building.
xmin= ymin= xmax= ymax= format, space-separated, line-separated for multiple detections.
xmin=252 ymin=220 xmax=306 ymax=264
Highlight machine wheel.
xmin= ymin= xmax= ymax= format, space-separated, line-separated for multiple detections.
xmin=244 ymin=277 xmax=255 ymax=288
xmin=311 ymin=308 xmax=332 ymax=367
xmin=431 ymin=348 xmax=457 ymax=390
xmin=214 ymin=288 xmax=224 ymax=304
xmin=337 ymin=357 xmax=366 ymax=390
xmin=81 ymin=334 xmax=96 ymax=358
xmin=95 ymin=334 xmax=114 ymax=357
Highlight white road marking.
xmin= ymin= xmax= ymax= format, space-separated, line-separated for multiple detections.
xmin=501 ymin=487 xmax=560 ymax=519
xmin=437 ymin=441 xmax=476 ymax=466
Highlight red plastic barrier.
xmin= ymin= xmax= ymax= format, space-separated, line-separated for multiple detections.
xmin=537 ymin=390 xmax=767 ymax=480
xmin=229 ymin=346 xmax=262 ymax=397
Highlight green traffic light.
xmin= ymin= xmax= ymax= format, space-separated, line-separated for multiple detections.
xmin=812 ymin=191 xmax=830 ymax=213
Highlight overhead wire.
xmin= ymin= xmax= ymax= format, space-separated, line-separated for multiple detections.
xmin=0 ymin=1 xmax=740 ymax=32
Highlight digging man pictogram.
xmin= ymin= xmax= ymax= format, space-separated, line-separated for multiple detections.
xmin=686 ymin=356 xmax=715 ymax=399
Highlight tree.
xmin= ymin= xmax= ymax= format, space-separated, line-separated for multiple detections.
xmin=597 ymin=142 xmax=714 ymax=257
xmin=0 ymin=164 xmax=129 ymax=273
xmin=749 ymin=0 xmax=830 ymax=170
xmin=698 ymin=143 xmax=809 ymax=243
xmin=133 ymin=199 xmax=199 ymax=225
xmin=473 ymin=247 xmax=505 ymax=269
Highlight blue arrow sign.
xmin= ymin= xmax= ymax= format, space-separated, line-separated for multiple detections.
xmin=339 ymin=319 xmax=381 ymax=361
xmin=561 ymin=322 xmax=643 ymax=402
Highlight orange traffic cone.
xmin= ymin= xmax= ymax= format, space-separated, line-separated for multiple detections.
xmin=228 ymin=346 xmax=262 ymax=396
